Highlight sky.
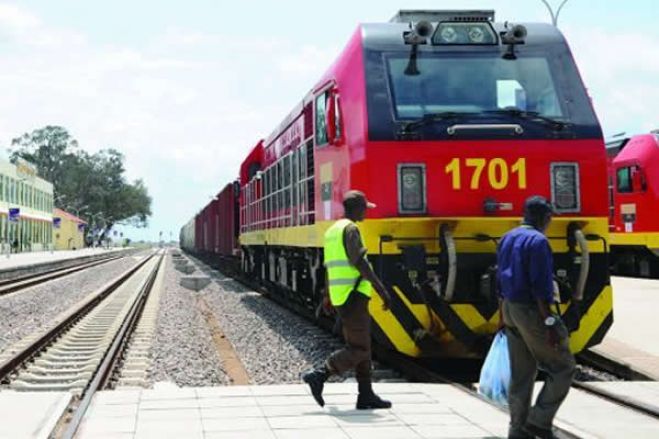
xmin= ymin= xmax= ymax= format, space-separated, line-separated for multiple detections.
xmin=1 ymin=0 xmax=658 ymax=241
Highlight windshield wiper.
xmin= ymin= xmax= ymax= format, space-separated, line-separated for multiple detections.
xmin=397 ymin=111 xmax=478 ymax=137
xmin=483 ymin=108 xmax=569 ymax=131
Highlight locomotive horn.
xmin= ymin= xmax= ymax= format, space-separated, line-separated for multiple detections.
xmin=501 ymin=23 xmax=527 ymax=60
xmin=403 ymin=21 xmax=433 ymax=76
xmin=415 ymin=20 xmax=433 ymax=38
xmin=502 ymin=24 xmax=527 ymax=43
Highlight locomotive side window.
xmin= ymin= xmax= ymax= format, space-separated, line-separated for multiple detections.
xmin=617 ymin=165 xmax=646 ymax=193
xmin=315 ymin=93 xmax=328 ymax=145
xmin=314 ymin=89 xmax=342 ymax=146
xmin=616 ymin=167 xmax=632 ymax=193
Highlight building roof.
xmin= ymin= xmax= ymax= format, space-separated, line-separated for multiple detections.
xmin=53 ymin=208 xmax=87 ymax=224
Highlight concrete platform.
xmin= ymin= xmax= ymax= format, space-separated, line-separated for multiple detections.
xmin=547 ymin=382 xmax=659 ymax=438
xmin=0 ymin=390 xmax=72 ymax=439
xmin=587 ymin=381 xmax=659 ymax=412
xmin=591 ymin=276 xmax=659 ymax=379
xmin=76 ymin=383 xmax=511 ymax=438
xmin=0 ymin=248 xmax=123 ymax=272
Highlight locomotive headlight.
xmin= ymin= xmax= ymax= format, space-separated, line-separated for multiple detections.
xmin=398 ymin=164 xmax=426 ymax=213
xmin=439 ymin=26 xmax=458 ymax=43
xmin=468 ymin=26 xmax=485 ymax=43
xmin=550 ymin=163 xmax=580 ymax=213
xmin=432 ymin=22 xmax=497 ymax=45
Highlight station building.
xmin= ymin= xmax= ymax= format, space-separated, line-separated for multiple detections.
xmin=53 ymin=208 xmax=86 ymax=250
xmin=0 ymin=158 xmax=54 ymax=252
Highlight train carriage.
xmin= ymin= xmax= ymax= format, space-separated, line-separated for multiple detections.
xmin=190 ymin=10 xmax=613 ymax=359
xmin=607 ymin=131 xmax=659 ymax=277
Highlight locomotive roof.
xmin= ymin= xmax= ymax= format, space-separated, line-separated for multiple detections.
xmin=361 ymin=21 xmax=566 ymax=50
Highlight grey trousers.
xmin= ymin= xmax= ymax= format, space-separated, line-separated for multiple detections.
xmin=502 ymin=300 xmax=576 ymax=436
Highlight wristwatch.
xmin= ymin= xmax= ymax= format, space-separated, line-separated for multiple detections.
xmin=544 ymin=316 xmax=557 ymax=327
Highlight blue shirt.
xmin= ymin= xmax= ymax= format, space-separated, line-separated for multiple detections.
xmin=497 ymin=225 xmax=554 ymax=303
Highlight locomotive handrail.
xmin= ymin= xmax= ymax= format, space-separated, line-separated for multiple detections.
xmin=447 ymin=123 xmax=523 ymax=135
xmin=442 ymin=229 xmax=457 ymax=302
xmin=574 ymin=229 xmax=590 ymax=301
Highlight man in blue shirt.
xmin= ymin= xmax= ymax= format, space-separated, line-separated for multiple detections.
xmin=497 ymin=196 xmax=576 ymax=439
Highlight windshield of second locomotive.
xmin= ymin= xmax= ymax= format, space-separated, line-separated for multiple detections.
xmin=386 ymin=54 xmax=563 ymax=120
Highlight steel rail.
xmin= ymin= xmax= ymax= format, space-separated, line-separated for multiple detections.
xmin=60 ymin=252 xmax=164 ymax=439
xmin=0 ymin=252 xmax=131 ymax=296
xmin=572 ymin=380 xmax=659 ymax=421
xmin=0 ymin=251 xmax=155 ymax=382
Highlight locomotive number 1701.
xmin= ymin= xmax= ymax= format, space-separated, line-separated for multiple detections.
xmin=444 ymin=157 xmax=527 ymax=190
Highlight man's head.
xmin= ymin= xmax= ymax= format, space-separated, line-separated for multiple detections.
xmin=343 ymin=190 xmax=375 ymax=222
xmin=523 ymin=195 xmax=555 ymax=232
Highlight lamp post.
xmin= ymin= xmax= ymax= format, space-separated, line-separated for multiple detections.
xmin=65 ymin=204 xmax=88 ymax=218
xmin=5 ymin=176 xmax=28 ymax=258
xmin=540 ymin=0 xmax=569 ymax=27
xmin=89 ymin=212 xmax=105 ymax=248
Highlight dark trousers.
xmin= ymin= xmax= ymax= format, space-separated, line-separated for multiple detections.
xmin=326 ymin=292 xmax=372 ymax=384
xmin=502 ymin=300 xmax=576 ymax=436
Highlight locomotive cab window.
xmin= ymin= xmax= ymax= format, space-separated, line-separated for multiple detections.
xmin=617 ymin=166 xmax=645 ymax=193
xmin=315 ymin=93 xmax=328 ymax=145
xmin=386 ymin=55 xmax=564 ymax=119
xmin=315 ymin=89 xmax=342 ymax=146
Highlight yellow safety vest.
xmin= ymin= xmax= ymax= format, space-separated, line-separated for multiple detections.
xmin=324 ymin=218 xmax=372 ymax=306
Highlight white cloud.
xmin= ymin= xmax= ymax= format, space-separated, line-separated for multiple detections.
xmin=566 ymin=26 xmax=659 ymax=136
xmin=0 ymin=4 xmax=40 ymax=30
xmin=0 ymin=5 xmax=338 ymax=240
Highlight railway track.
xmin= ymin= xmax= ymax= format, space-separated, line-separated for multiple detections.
xmin=0 ymin=250 xmax=164 ymax=438
xmin=0 ymin=251 xmax=130 ymax=297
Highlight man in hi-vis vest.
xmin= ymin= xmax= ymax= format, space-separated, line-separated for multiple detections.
xmin=302 ymin=190 xmax=393 ymax=410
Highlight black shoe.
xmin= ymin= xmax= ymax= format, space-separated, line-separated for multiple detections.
xmin=302 ymin=368 xmax=328 ymax=407
xmin=356 ymin=392 xmax=392 ymax=410
xmin=523 ymin=423 xmax=558 ymax=439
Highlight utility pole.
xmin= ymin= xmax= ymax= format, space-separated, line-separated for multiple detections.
xmin=540 ymin=0 xmax=569 ymax=27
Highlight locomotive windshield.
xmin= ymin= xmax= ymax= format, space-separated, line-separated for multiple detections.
xmin=387 ymin=55 xmax=563 ymax=120
xmin=365 ymin=45 xmax=601 ymax=140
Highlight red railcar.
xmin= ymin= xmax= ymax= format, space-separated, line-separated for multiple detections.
xmin=195 ymin=197 xmax=218 ymax=253
xmin=217 ymin=183 xmax=239 ymax=257
xmin=606 ymin=131 xmax=659 ymax=276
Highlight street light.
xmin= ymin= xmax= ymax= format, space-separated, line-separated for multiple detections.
xmin=540 ymin=0 xmax=569 ymax=27
xmin=4 ymin=176 xmax=28 ymax=258
xmin=54 ymin=194 xmax=66 ymax=205
xmin=65 ymin=204 xmax=89 ymax=218
xmin=88 ymin=212 xmax=105 ymax=247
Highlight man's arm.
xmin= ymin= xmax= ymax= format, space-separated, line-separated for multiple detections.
xmin=529 ymin=237 xmax=560 ymax=347
xmin=344 ymin=225 xmax=392 ymax=310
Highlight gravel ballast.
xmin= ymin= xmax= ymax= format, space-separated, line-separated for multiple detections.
xmin=149 ymin=255 xmax=228 ymax=386
xmin=0 ymin=254 xmax=144 ymax=354
xmin=197 ymin=264 xmax=344 ymax=385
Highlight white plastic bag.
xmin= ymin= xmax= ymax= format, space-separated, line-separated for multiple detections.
xmin=478 ymin=331 xmax=511 ymax=405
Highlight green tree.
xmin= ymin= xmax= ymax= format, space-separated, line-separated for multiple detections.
xmin=8 ymin=126 xmax=152 ymax=243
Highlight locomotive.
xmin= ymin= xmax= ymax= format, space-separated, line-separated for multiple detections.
xmin=182 ymin=10 xmax=613 ymax=359
xmin=607 ymin=131 xmax=659 ymax=277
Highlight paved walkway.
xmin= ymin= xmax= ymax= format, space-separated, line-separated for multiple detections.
xmin=591 ymin=276 xmax=659 ymax=379
xmin=0 ymin=391 xmax=71 ymax=439
xmin=0 ymin=248 xmax=124 ymax=272
xmin=76 ymin=383 xmax=510 ymax=438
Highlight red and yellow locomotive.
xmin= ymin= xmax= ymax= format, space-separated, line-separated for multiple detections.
xmin=607 ymin=131 xmax=659 ymax=277
xmin=185 ymin=10 xmax=613 ymax=359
